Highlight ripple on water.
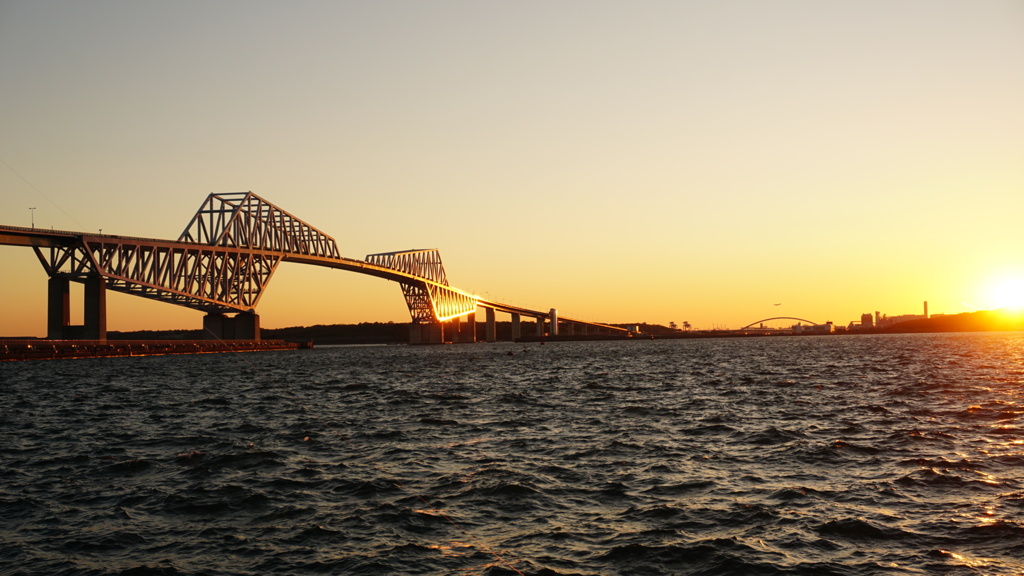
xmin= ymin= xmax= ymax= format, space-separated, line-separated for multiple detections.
xmin=4 ymin=334 xmax=1024 ymax=575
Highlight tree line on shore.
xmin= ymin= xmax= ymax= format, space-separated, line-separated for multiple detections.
xmin=103 ymin=309 xmax=1024 ymax=344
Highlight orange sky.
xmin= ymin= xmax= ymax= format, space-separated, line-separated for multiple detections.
xmin=2 ymin=1 xmax=1023 ymax=337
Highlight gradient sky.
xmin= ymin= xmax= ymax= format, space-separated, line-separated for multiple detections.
xmin=2 ymin=1 xmax=1023 ymax=336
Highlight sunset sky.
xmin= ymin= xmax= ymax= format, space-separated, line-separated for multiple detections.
xmin=1 ymin=1 xmax=1022 ymax=336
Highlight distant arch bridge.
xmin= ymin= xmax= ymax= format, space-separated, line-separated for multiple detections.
xmin=740 ymin=317 xmax=822 ymax=330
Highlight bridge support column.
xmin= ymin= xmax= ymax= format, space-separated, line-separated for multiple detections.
xmin=47 ymin=276 xmax=71 ymax=339
xmin=203 ymin=313 xmax=226 ymax=340
xmin=83 ymin=274 xmax=107 ymax=341
xmin=234 ymin=312 xmax=260 ymax=340
xmin=485 ymin=308 xmax=496 ymax=342
xmin=549 ymin=308 xmax=559 ymax=337
xmin=453 ymin=312 xmax=475 ymax=343
xmin=580 ymin=324 xmax=589 ymax=336
xmin=409 ymin=322 xmax=444 ymax=344
xmin=535 ymin=316 xmax=544 ymax=337
xmin=511 ymin=313 xmax=521 ymax=341
xmin=203 ymin=312 xmax=260 ymax=340
xmin=566 ymin=322 xmax=575 ymax=336
xmin=448 ymin=316 xmax=461 ymax=343
xmin=203 ymin=313 xmax=234 ymax=340
xmin=46 ymin=275 xmax=106 ymax=341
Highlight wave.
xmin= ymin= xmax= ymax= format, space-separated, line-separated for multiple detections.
xmin=6 ymin=335 xmax=1024 ymax=575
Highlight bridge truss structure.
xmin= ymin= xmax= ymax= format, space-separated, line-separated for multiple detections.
xmin=364 ymin=249 xmax=477 ymax=322
xmin=0 ymin=192 xmax=624 ymax=342
xmin=32 ymin=193 xmax=341 ymax=314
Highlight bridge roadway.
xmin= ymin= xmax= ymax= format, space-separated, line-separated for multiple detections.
xmin=0 ymin=223 xmax=626 ymax=343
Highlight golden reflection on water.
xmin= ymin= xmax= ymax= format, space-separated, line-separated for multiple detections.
xmin=425 ymin=541 xmax=473 ymax=556
xmin=976 ymin=504 xmax=998 ymax=525
xmin=938 ymin=549 xmax=989 ymax=569
xmin=413 ymin=508 xmax=447 ymax=517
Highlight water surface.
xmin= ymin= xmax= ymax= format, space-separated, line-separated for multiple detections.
xmin=3 ymin=333 xmax=1024 ymax=575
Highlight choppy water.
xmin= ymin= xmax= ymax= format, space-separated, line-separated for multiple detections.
xmin=3 ymin=333 xmax=1024 ymax=575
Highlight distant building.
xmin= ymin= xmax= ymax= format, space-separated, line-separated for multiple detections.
xmin=857 ymin=303 xmax=930 ymax=329
xmin=792 ymin=322 xmax=833 ymax=334
xmin=875 ymin=313 xmax=927 ymax=328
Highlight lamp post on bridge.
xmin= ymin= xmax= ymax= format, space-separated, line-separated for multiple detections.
xmin=29 ymin=207 xmax=35 ymax=229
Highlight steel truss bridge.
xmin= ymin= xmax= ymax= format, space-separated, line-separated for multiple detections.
xmin=0 ymin=192 xmax=625 ymax=343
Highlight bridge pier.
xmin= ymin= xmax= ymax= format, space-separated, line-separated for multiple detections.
xmin=409 ymin=321 xmax=444 ymax=344
xmin=203 ymin=312 xmax=260 ymax=340
xmin=510 ymin=313 xmax=521 ymax=340
xmin=485 ymin=307 xmax=496 ymax=342
xmin=47 ymin=274 xmax=107 ymax=341
xmin=47 ymin=276 xmax=70 ymax=339
xmin=408 ymin=314 xmax=480 ymax=344
xmin=84 ymin=275 xmax=107 ymax=340
xmin=449 ymin=316 xmax=462 ymax=343
xmin=451 ymin=313 xmax=476 ymax=343
xmin=549 ymin=308 xmax=559 ymax=336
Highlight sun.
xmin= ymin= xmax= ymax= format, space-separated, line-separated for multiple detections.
xmin=986 ymin=276 xmax=1024 ymax=311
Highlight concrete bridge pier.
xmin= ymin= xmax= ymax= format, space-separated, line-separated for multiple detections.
xmin=47 ymin=274 xmax=107 ymax=341
xmin=203 ymin=311 xmax=260 ymax=340
xmin=448 ymin=316 xmax=461 ymax=343
xmin=485 ymin=307 xmax=497 ymax=342
xmin=549 ymin=308 xmax=559 ymax=336
xmin=451 ymin=312 xmax=476 ymax=343
xmin=408 ymin=318 xmax=476 ymax=344
xmin=84 ymin=275 xmax=107 ymax=341
xmin=409 ymin=321 xmax=444 ymax=344
xmin=47 ymin=276 xmax=70 ymax=339
xmin=510 ymin=313 xmax=521 ymax=340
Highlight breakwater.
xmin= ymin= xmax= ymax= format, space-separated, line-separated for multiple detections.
xmin=0 ymin=339 xmax=308 ymax=361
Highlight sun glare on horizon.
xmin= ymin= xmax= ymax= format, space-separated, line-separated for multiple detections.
xmin=985 ymin=275 xmax=1024 ymax=311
